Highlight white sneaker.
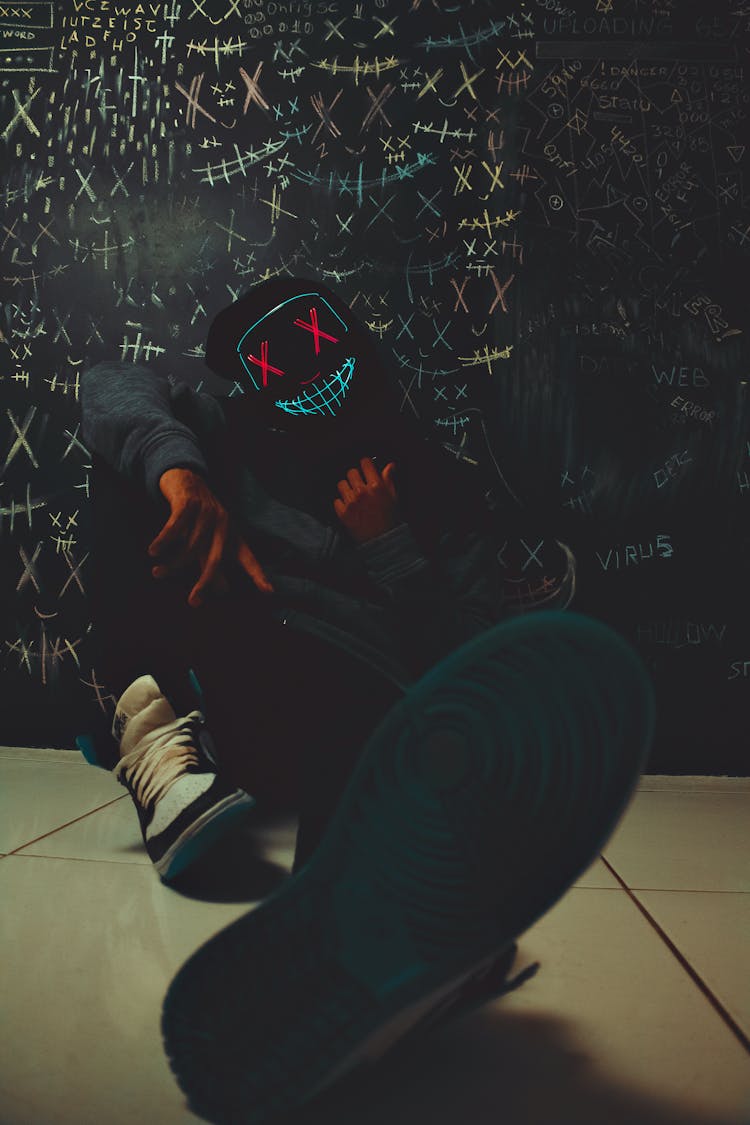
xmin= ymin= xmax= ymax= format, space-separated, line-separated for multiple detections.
xmin=113 ymin=675 xmax=255 ymax=881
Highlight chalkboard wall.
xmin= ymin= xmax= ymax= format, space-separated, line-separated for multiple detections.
xmin=1 ymin=0 xmax=748 ymax=772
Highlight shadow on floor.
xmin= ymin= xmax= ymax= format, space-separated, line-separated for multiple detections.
xmin=270 ymin=1006 xmax=746 ymax=1125
xmin=168 ymin=815 xmax=291 ymax=903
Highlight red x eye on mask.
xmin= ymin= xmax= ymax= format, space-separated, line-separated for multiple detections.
xmin=236 ymin=292 xmax=356 ymax=418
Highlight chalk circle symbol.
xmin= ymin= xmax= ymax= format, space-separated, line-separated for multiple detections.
xmin=633 ymin=196 xmax=648 ymax=211
xmin=549 ymin=195 xmax=564 ymax=210
xmin=549 ymin=103 xmax=564 ymax=118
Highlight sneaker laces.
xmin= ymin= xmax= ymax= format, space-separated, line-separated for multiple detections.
xmin=115 ymin=712 xmax=209 ymax=810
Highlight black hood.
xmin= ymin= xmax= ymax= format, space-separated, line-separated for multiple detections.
xmin=205 ymin=277 xmax=492 ymax=550
xmin=205 ymin=277 xmax=402 ymax=441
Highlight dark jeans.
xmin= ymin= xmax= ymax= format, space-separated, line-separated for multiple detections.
xmin=89 ymin=456 xmax=403 ymax=872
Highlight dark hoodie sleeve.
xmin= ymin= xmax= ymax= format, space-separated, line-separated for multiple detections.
xmin=355 ymin=520 xmax=506 ymax=678
xmin=80 ymin=361 xmax=212 ymax=500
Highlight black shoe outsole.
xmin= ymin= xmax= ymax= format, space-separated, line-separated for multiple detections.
xmin=162 ymin=611 xmax=655 ymax=1124
xmin=154 ymin=791 xmax=257 ymax=883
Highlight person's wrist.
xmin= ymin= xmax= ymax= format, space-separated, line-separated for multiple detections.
xmin=353 ymin=517 xmax=398 ymax=544
xmin=158 ymin=467 xmax=203 ymax=501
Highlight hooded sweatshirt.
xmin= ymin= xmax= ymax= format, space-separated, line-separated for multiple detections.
xmin=81 ymin=278 xmax=507 ymax=690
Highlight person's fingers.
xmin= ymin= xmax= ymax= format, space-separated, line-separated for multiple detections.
xmin=346 ymin=467 xmax=365 ymax=490
xmin=381 ymin=461 xmax=398 ymax=498
xmin=333 ymin=497 xmax=345 ymax=518
xmin=337 ymin=478 xmax=354 ymax=500
xmin=186 ymin=513 xmax=217 ymax=557
xmin=152 ymin=519 xmax=211 ymax=576
xmin=236 ymin=539 xmax=275 ymax=595
xmin=160 ymin=506 xmax=228 ymax=576
xmin=148 ymin=508 xmax=190 ymax=559
xmin=188 ymin=522 xmax=228 ymax=607
xmin=359 ymin=457 xmax=381 ymax=486
xmin=196 ymin=567 xmax=230 ymax=600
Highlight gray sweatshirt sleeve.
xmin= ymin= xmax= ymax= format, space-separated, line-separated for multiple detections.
xmin=80 ymin=361 xmax=211 ymax=500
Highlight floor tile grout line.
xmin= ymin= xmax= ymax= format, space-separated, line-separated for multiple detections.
xmin=2 ymin=851 xmax=153 ymax=868
xmin=7 ymin=795 xmax=128 ymax=856
xmin=608 ymin=885 xmax=750 ymax=895
xmin=599 ymin=855 xmax=750 ymax=1054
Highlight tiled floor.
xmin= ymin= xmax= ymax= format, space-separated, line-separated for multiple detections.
xmin=1 ymin=746 xmax=749 ymax=1125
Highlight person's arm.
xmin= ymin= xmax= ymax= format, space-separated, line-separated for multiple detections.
xmin=81 ymin=361 xmax=273 ymax=603
xmin=80 ymin=361 xmax=211 ymax=501
xmin=333 ymin=457 xmax=504 ymax=677
xmin=152 ymin=467 xmax=274 ymax=606
xmin=356 ymin=521 xmax=504 ymax=677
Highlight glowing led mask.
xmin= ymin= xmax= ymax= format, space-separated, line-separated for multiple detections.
xmin=236 ymin=292 xmax=356 ymax=418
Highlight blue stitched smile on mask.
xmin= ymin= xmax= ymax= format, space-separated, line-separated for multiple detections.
xmin=236 ymin=293 xmax=355 ymax=419
xmin=274 ymin=357 xmax=357 ymax=417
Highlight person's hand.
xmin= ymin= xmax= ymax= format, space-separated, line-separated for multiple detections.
xmin=149 ymin=468 xmax=274 ymax=608
xmin=333 ymin=457 xmax=399 ymax=544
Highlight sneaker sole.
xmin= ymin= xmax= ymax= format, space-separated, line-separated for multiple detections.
xmin=154 ymin=791 xmax=256 ymax=882
xmin=161 ymin=611 xmax=655 ymax=1123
